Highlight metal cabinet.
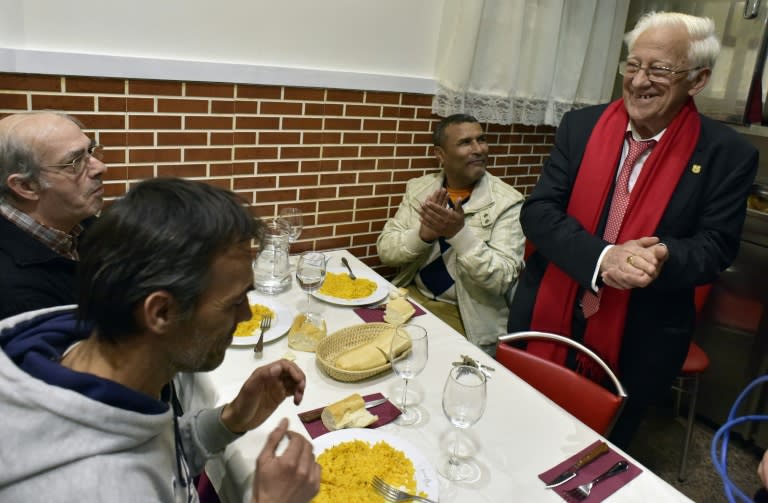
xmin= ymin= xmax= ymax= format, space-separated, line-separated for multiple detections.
xmin=694 ymin=125 xmax=768 ymax=446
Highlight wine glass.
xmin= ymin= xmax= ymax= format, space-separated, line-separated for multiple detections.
xmin=279 ymin=207 xmax=303 ymax=244
xmin=440 ymin=365 xmax=486 ymax=482
xmin=390 ymin=325 xmax=428 ymax=426
xmin=295 ymin=251 xmax=326 ymax=314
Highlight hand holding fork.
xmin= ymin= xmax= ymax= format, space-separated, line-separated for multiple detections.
xmin=253 ymin=315 xmax=272 ymax=358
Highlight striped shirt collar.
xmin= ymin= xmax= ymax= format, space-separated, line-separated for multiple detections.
xmin=0 ymin=202 xmax=83 ymax=260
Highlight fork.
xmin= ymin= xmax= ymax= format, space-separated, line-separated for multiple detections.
xmin=371 ymin=476 xmax=437 ymax=503
xmin=565 ymin=461 xmax=629 ymax=500
xmin=341 ymin=256 xmax=357 ymax=280
xmin=253 ymin=315 xmax=272 ymax=358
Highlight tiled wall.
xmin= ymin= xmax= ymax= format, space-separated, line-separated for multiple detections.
xmin=0 ymin=72 xmax=555 ymax=276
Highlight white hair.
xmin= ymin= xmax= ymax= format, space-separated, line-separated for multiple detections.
xmin=624 ymin=11 xmax=721 ymax=78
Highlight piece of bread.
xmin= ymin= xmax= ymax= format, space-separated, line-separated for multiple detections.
xmin=320 ymin=393 xmax=379 ymax=431
xmin=334 ymin=328 xmax=412 ymax=371
xmin=389 ymin=287 xmax=409 ymax=299
xmin=375 ymin=327 xmax=412 ymax=356
xmin=287 ymin=313 xmax=326 ymax=352
xmin=383 ymin=296 xmax=415 ymax=325
xmin=334 ymin=343 xmax=389 ymax=370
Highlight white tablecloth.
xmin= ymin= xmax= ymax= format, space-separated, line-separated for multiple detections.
xmin=198 ymin=250 xmax=691 ymax=502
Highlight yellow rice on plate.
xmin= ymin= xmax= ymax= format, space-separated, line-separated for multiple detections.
xmin=318 ymin=272 xmax=377 ymax=300
xmin=233 ymin=304 xmax=275 ymax=337
xmin=312 ymin=439 xmax=425 ymax=502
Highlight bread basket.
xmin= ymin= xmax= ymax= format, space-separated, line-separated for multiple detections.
xmin=316 ymin=322 xmax=400 ymax=382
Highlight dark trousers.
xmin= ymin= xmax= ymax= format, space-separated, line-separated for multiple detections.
xmin=569 ymin=305 xmax=688 ymax=450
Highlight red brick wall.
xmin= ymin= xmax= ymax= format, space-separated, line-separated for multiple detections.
xmin=0 ymin=72 xmax=554 ymax=276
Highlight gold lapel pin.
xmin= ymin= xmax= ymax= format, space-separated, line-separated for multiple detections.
xmin=692 ymin=164 xmax=702 ymax=174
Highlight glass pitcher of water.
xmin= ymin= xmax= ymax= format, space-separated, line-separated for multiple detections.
xmin=253 ymin=218 xmax=291 ymax=294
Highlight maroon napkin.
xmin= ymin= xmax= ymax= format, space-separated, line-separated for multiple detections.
xmin=538 ymin=440 xmax=642 ymax=502
xmin=299 ymin=392 xmax=402 ymax=439
xmin=353 ymin=301 xmax=425 ymax=323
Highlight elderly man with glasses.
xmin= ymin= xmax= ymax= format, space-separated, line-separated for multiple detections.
xmin=0 ymin=111 xmax=106 ymax=319
xmin=507 ymin=11 xmax=758 ymax=449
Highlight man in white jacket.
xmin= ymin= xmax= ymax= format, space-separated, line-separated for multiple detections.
xmin=0 ymin=178 xmax=319 ymax=503
xmin=377 ymin=114 xmax=525 ymax=355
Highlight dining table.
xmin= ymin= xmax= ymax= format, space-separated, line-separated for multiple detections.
xmin=196 ymin=249 xmax=693 ymax=502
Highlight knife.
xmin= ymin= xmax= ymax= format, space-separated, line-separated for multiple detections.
xmin=297 ymin=397 xmax=389 ymax=423
xmin=544 ymin=441 xmax=609 ymax=489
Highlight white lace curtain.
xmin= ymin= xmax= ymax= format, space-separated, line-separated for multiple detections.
xmin=432 ymin=0 xmax=630 ymax=126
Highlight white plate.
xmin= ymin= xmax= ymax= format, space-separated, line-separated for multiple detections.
xmin=313 ymin=428 xmax=439 ymax=500
xmin=311 ymin=259 xmax=390 ymax=306
xmin=230 ymin=292 xmax=296 ymax=346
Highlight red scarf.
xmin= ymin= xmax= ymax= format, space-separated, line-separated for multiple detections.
xmin=528 ymin=98 xmax=700 ymax=377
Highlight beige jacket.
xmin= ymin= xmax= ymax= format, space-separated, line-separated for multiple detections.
xmin=377 ymin=171 xmax=525 ymax=347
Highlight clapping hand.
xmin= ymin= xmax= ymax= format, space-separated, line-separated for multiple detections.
xmin=418 ymin=188 xmax=465 ymax=242
xmin=600 ymin=236 xmax=669 ymax=290
xmin=221 ymin=360 xmax=307 ymax=434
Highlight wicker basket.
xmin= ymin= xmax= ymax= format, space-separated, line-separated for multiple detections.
xmin=315 ymin=323 xmax=399 ymax=382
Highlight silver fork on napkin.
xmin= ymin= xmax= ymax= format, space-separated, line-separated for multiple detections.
xmin=565 ymin=461 xmax=629 ymax=500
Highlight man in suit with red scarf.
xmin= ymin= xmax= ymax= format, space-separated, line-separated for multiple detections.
xmin=507 ymin=11 xmax=758 ymax=449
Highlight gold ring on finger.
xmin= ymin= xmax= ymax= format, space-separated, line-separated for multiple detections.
xmin=627 ymin=255 xmax=635 ymax=266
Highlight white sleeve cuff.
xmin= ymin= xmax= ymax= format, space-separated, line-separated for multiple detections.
xmin=445 ymin=224 xmax=475 ymax=254
xmin=404 ymin=228 xmax=433 ymax=253
xmin=591 ymin=245 xmax=613 ymax=292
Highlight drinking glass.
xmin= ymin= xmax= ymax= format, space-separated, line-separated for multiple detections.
xmin=295 ymin=251 xmax=326 ymax=314
xmin=279 ymin=207 xmax=303 ymax=244
xmin=440 ymin=365 xmax=487 ymax=482
xmin=390 ymin=325 xmax=428 ymax=426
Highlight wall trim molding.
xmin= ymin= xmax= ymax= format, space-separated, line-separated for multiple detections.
xmin=0 ymin=48 xmax=437 ymax=95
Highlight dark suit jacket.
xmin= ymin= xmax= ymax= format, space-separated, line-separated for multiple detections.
xmin=0 ymin=215 xmax=88 ymax=320
xmin=508 ymin=103 xmax=758 ymax=402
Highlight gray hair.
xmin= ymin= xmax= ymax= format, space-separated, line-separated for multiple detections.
xmin=0 ymin=112 xmax=83 ymax=201
xmin=624 ymin=11 xmax=721 ymax=78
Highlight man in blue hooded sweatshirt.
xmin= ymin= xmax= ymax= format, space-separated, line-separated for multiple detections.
xmin=0 ymin=178 xmax=320 ymax=503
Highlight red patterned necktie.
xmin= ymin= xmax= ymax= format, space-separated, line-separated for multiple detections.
xmin=581 ymin=133 xmax=657 ymax=318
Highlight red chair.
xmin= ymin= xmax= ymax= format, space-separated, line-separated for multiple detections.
xmin=496 ymin=331 xmax=628 ymax=436
xmin=671 ymin=285 xmax=713 ymax=481
xmin=674 ymin=342 xmax=709 ymax=481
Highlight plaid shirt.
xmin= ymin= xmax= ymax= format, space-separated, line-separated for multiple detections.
xmin=0 ymin=203 xmax=83 ymax=260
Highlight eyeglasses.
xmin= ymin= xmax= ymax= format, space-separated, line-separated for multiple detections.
xmin=43 ymin=143 xmax=104 ymax=175
xmin=618 ymin=61 xmax=703 ymax=83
